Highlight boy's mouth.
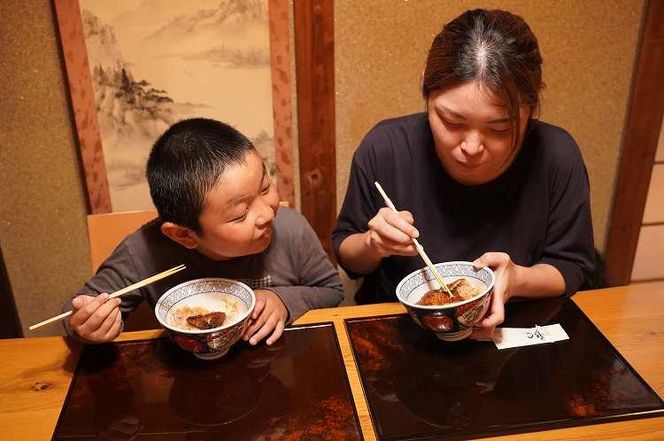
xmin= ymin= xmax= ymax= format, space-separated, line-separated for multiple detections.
xmin=258 ymin=226 xmax=273 ymax=240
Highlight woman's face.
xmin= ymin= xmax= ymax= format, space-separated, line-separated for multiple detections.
xmin=427 ymin=81 xmax=531 ymax=185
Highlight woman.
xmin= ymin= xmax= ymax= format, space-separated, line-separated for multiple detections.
xmin=333 ymin=9 xmax=595 ymax=338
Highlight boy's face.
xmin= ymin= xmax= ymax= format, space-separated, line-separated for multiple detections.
xmin=193 ymin=150 xmax=280 ymax=260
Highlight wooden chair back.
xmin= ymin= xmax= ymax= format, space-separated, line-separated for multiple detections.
xmin=86 ymin=210 xmax=159 ymax=331
xmin=87 ymin=210 xmax=158 ymax=272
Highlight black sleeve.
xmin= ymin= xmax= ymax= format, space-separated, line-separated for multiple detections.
xmin=539 ymin=133 xmax=595 ymax=296
xmin=332 ymin=136 xmax=382 ymax=279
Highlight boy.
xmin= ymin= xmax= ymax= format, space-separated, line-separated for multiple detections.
xmin=65 ymin=118 xmax=343 ymax=345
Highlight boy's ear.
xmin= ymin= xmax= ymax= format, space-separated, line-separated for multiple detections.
xmin=160 ymin=222 xmax=200 ymax=249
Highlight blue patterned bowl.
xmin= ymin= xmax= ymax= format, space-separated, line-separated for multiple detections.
xmin=396 ymin=261 xmax=495 ymax=342
xmin=155 ymin=278 xmax=255 ymax=360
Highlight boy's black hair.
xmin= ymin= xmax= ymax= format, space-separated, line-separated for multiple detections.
xmin=146 ymin=118 xmax=255 ymax=233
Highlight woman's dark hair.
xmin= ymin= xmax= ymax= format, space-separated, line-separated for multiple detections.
xmin=422 ymin=9 xmax=543 ymax=147
xmin=146 ymin=118 xmax=255 ymax=233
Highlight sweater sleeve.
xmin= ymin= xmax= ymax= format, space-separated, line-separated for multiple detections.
xmin=269 ymin=214 xmax=344 ymax=323
xmin=538 ymin=132 xmax=595 ymax=296
xmin=62 ymin=240 xmax=144 ymax=338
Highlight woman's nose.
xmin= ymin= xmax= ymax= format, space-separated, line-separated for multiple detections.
xmin=460 ymin=132 xmax=484 ymax=156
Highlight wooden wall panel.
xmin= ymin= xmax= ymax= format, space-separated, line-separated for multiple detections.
xmin=605 ymin=0 xmax=664 ymax=286
xmin=643 ymin=164 xmax=664 ymax=224
xmin=631 ymin=225 xmax=664 ymax=282
xmin=268 ymin=0 xmax=295 ymax=207
xmin=657 ymin=119 xmax=664 ymax=162
xmin=293 ymin=0 xmax=336 ymax=258
xmin=53 ymin=0 xmax=111 ymax=214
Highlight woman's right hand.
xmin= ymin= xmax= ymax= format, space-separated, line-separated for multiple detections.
xmin=69 ymin=293 xmax=123 ymax=343
xmin=365 ymin=207 xmax=420 ymax=258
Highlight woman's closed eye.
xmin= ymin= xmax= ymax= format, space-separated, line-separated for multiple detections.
xmin=442 ymin=118 xmax=464 ymax=129
xmin=488 ymin=126 xmax=512 ymax=135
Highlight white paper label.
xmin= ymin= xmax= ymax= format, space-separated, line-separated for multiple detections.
xmin=492 ymin=324 xmax=569 ymax=350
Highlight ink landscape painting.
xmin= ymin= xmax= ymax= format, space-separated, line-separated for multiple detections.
xmin=80 ymin=0 xmax=274 ymax=211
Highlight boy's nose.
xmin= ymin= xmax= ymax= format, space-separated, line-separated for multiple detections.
xmin=255 ymin=197 xmax=275 ymax=226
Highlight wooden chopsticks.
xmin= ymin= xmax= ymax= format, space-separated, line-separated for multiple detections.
xmin=374 ymin=182 xmax=453 ymax=296
xmin=28 ymin=264 xmax=186 ymax=331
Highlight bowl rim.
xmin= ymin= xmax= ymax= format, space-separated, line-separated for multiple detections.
xmin=155 ymin=277 xmax=256 ymax=334
xmin=396 ymin=261 xmax=495 ymax=310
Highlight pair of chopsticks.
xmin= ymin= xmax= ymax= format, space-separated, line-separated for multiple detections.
xmin=28 ymin=264 xmax=187 ymax=331
xmin=374 ymin=182 xmax=453 ymax=296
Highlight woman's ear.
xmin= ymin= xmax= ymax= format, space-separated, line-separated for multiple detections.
xmin=161 ymin=222 xmax=200 ymax=249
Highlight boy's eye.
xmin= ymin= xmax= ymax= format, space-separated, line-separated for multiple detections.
xmin=261 ymin=181 xmax=271 ymax=195
xmin=230 ymin=209 xmax=248 ymax=223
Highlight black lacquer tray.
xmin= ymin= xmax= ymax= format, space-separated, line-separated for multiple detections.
xmin=53 ymin=322 xmax=363 ymax=440
xmin=345 ymin=297 xmax=664 ymax=440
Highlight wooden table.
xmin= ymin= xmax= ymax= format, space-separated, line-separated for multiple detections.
xmin=2 ymin=282 xmax=663 ymax=440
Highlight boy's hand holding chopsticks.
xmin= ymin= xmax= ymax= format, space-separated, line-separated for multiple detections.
xmin=29 ymin=264 xmax=186 ymax=341
xmin=70 ymin=293 xmax=123 ymax=343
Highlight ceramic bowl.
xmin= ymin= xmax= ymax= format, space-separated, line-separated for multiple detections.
xmin=155 ymin=278 xmax=255 ymax=360
xmin=396 ymin=261 xmax=495 ymax=342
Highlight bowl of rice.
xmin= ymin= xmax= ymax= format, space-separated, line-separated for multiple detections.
xmin=155 ymin=278 xmax=255 ymax=360
xmin=396 ymin=261 xmax=495 ymax=342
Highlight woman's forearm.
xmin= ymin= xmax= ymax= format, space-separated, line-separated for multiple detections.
xmin=338 ymin=232 xmax=384 ymax=275
xmin=513 ymin=263 xmax=566 ymax=298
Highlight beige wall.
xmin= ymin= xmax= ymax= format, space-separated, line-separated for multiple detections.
xmin=0 ymin=0 xmax=91 ymax=336
xmin=335 ymin=0 xmax=645 ymax=252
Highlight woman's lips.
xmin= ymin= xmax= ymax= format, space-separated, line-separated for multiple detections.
xmin=456 ymin=160 xmax=482 ymax=170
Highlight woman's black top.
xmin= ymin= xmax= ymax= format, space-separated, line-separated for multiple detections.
xmin=333 ymin=113 xmax=595 ymax=303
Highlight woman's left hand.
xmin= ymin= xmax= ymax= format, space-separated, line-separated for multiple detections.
xmin=470 ymin=252 xmax=520 ymax=340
